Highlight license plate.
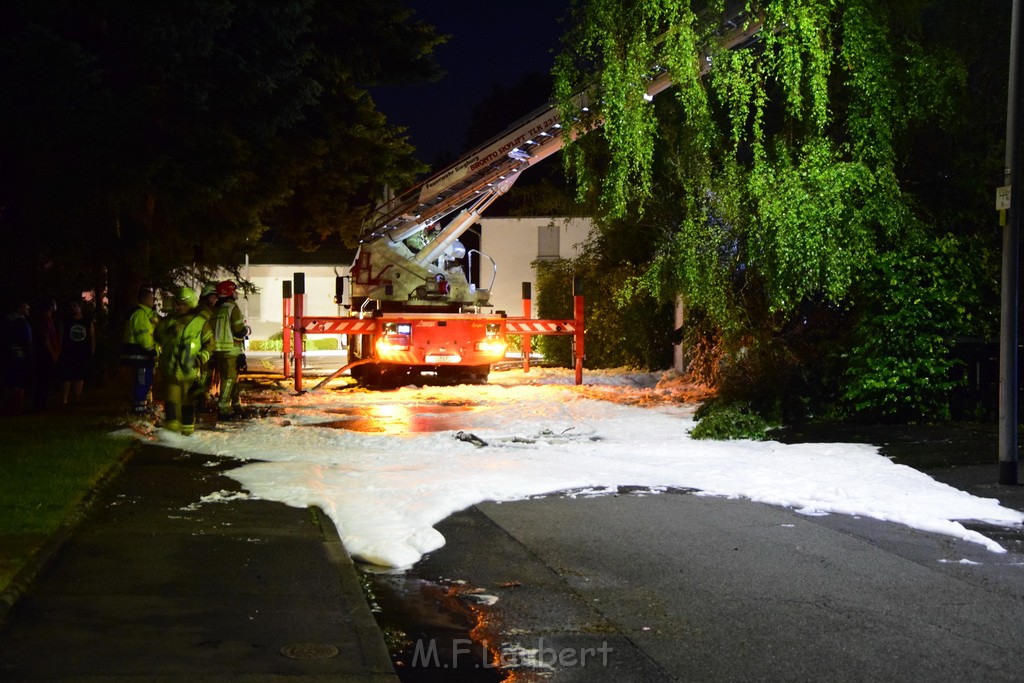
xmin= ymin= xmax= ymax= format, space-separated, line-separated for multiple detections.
xmin=426 ymin=354 xmax=462 ymax=363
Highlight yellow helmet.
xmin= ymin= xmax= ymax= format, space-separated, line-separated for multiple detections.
xmin=177 ymin=286 xmax=198 ymax=308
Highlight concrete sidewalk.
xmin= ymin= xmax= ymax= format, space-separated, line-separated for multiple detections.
xmin=0 ymin=444 xmax=396 ymax=682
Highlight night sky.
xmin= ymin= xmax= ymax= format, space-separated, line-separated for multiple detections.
xmin=372 ymin=0 xmax=572 ymax=166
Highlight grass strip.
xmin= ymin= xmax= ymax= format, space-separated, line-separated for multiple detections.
xmin=0 ymin=383 xmax=135 ymax=591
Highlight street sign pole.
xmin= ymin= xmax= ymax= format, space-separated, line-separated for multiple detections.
xmin=999 ymin=0 xmax=1022 ymax=485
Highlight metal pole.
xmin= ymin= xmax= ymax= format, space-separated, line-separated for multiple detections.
xmin=521 ymin=282 xmax=532 ymax=373
xmin=293 ymin=272 xmax=305 ymax=394
xmin=573 ymin=276 xmax=584 ymax=386
xmin=999 ymin=0 xmax=1022 ymax=485
xmin=282 ymin=281 xmax=292 ymax=380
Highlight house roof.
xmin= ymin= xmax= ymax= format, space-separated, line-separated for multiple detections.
xmin=241 ymin=233 xmax=355 ymax=266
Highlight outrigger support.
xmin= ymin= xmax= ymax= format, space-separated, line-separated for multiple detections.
xmin=282 ymin=273 xmax=586 ymax=393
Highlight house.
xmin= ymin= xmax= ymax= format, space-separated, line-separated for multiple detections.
xmin=231 ymin=240 xmax=353 ymax=342
xmin=232 ymin=217 xmax=594 ymax=342
xmin=478 ymin=216 xmax=591 ymax=316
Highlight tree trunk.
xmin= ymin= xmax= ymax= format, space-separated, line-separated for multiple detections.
xmin=673 ymin=296 xmax=686 ymax=374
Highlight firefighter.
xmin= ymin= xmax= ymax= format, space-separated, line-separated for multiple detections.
xmin=119 ymin=286 xmax=158 ymax=416
xmin=154 ymin=290 xmax=184 ymax=363
xmin=212 ymin=280 xmax=247 ymax=420
xmin=161 ymin=287 xmax=214 ymax=435
xmin=193 ymin=283 xmax=219 ymax=411
xmin=197 ymin=283 xmax=219 ymax=316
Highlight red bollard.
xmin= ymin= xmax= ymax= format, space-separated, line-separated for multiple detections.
xmin=573 ymin=277 xmax=584 ymax=386
xmin=293 ymin=272 xmax=305 ymax=393
xmin=282 ymin=280 xmax=292 ymax=380
xmin=521 ymin=281 xmax=532 ymax=373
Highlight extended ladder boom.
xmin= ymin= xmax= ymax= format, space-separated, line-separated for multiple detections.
xmin=361 ymin=6 xmax=763 ymax=256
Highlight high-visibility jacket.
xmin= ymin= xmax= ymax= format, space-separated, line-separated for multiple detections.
xmin=213 ymin=298 xmax=245 ymax=355
xmin=166 ymin=308 xmax=214 ymax=382
xmin=155 ymin=311 xmax=184 ymax=376
xmin=119 ymin=304 xmax=157 ymax=367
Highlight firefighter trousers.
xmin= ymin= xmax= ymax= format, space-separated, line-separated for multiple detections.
xmin=213 ymin=352 xmax=241 ymax=415
xmin=164 ymin=378 xmax=198 ymax=435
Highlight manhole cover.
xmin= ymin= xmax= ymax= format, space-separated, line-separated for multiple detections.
xmin=280 ymin=643 xmax=339 ymax=659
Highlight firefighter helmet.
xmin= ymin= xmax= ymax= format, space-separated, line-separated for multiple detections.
xmin=177 ymin=286 xmax=198 ymax=309
xmin=200 ymin=283 xmax=218 ymax=299
xmin=216 ymin=280 xmax=237 ymax=298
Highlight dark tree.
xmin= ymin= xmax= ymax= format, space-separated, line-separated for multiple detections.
xmin=0 ymin=0 xmax=445 ymax=341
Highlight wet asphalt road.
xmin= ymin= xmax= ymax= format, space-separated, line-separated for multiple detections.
xmin=261 ymin=357 xmax=1024 ymax=681
xmin=247 ymin=359 xmax=1024 ymax=680
xmin=391 ymin=484 xmax=1024 ymax=681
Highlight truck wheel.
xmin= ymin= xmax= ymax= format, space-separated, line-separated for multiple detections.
xmin=356 ymin=363 xmax=408 ymax=390
xmin=462 ymin=364 xmax=490 ymax=385
xmin=471 ymin=366 xmax=490 ymax=384
xmin=355 ymin=363 xmax=385 ymax=389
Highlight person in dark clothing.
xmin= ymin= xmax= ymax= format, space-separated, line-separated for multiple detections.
xmin=59 ymin=299 xmax=96 ymax=406
xmin=1 ymin=300 xmax=33 ymax=415
xmin=31 ymin=298 xmax=60 ymax=412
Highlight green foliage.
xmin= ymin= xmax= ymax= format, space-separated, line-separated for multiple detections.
xmin=309 ymin=337 xmax=340 ymax=351
xmin=691 ymin=399 xmax=771 ymax=440
xmin=249 ymin=334 xmax=337 ymax=352
xmin=534 ymin=260 xmax=575 ymax=366
xmin=504 ymin=333 xmax=523 ymax=355
xmin=248 ymin=338 xmax=283 ymax=352
xmin=593 ymin=263 xmax=675 ymax=369
xmin=534 ymin=237 xmax=674 ymax=370
xmin=554 ymin=0 xmax=1004 ymax=422
xmin=747 ymin=138 xmax=878 ymax=312
xmin=555 ymin=0 xmax=715 ymax=216
xmin=841 ymin=235 xmax=996 ymax=421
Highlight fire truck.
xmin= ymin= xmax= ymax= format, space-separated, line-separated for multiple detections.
xmin=285 ymin=7 xmax=762 ymax=390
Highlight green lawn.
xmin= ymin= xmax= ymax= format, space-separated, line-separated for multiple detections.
xmin=0 ymin=383 xmax=135 ymax=592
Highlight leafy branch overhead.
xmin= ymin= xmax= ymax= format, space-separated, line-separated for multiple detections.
xmin=554 ymin=0 xmax=971 ymax=314
xmin=554 ymin=0 xmax=1002 ymax=421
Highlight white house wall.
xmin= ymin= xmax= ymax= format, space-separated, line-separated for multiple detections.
xmin=478 ymin=217 xmax=592 ymax=317
xmin=240 ymin=264 xmax=348 ymax=340
xmin=232 ymin=216 xmax=592 ymax=340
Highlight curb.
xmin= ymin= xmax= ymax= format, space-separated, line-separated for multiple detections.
xmin=0 ymin=441 xmax=140 ymax=625
xmin=313 ymin=506 xmax=398 ymax=678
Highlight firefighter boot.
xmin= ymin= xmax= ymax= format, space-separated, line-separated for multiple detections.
xmin=218 ymin=377 xmax=237 ymax=420
xmin=164 ymin=396 xmax=182 ymax=433
xmin=181 ymin=404 xmax=195 ymax=435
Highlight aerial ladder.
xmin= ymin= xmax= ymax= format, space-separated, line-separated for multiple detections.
xmin=285 ymin=6 xmax=763 ymax=390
